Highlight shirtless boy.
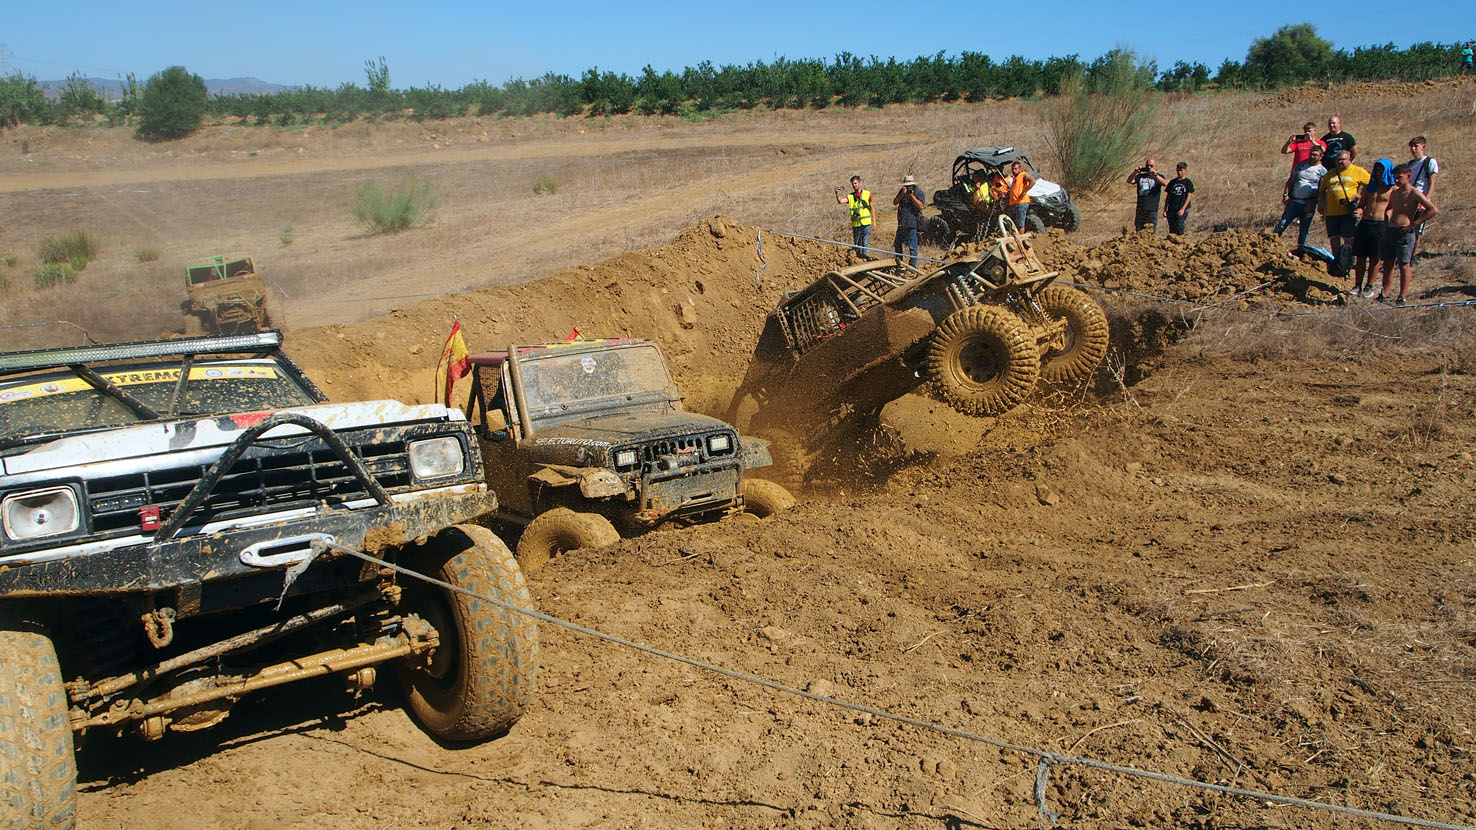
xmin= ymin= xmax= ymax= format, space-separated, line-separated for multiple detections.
xmin=1377 ymin=163 xmax=1439 ymax=304
xmin=1351 ymin=159 xmax=1394 ymax=298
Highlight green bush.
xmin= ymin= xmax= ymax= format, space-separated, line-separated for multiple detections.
xmin=32 ymin=263 xmax=75 ymax=288
xmin=133 ymin=246 xmax=161 ymax=262
xmin=1042 ymin=50 xmax=1161 ymax=195
xmin=352 ymin=180 xmax=437 ymax=234
xmin=532 ymin=176 xmax=558 ymax=195
xmin=38 ymin=231 xmax=100 ymax=270
xmin=280 ymin=225 xmax=295 ymax=246
xmin=138 ymin=66 xmax=208 ymax=140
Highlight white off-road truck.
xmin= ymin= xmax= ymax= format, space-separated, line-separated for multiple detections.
xmin=0 ymin=332 xmax=537 ymax=828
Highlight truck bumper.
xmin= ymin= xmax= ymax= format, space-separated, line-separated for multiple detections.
xmin=0 ymin=487 xmax=495 ymax=598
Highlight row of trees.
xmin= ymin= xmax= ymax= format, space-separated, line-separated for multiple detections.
xmin=0 ymin=26 xmax=1466 ymax=136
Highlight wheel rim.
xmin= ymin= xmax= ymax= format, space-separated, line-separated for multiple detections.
xmin=954 ymin=336 xmax=1002 ymax=387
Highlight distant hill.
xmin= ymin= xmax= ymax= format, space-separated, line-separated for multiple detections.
xmin=39 ymin=77 xmax=291 ymax=100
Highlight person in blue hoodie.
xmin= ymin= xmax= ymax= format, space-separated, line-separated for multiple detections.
xmin=1351 ymin=158 xmax=1395 ymax=298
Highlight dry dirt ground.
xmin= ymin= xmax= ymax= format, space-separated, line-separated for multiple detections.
xmin=3 ymin=82 xmax=1476 ymax=829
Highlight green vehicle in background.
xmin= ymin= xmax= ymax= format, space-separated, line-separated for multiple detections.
xmin=183 ymin=252 xmax=278 ymax=334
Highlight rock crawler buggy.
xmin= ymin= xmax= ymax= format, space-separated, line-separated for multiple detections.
xmin=728 ymin=216 xmax=1107 ymax=485
xmin=183 ymin=252 xmax=278 ymax=335
xmin=460 ymin=337 xmax=793 ymax=573
xmin=925 ymin=146 xmax=1083 ymax=246
xmin=0 ymin=332 xmax=536 ymax=828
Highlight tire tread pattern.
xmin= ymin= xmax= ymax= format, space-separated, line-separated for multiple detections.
xmin=402 ymin=525 xmax=539 ymax=742
xmin=1035 ymin=284 xmax=1109 ymax=384
xmin=515 ymin=508 xmax=620 ymax=574
xmin=926 ymin=306 xmax=1039 ymax=417
xmin=739 ymin=478 xmax=795 ymax=518
xmin=0 ymin=619 xmax=77 ymax=830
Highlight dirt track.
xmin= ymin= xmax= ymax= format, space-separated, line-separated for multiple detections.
xmin=66 ymin=215 xmax=1476 ymax=829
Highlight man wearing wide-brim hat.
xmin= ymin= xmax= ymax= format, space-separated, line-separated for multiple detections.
xmin=892 ymin=174 xmax=925 ymax=267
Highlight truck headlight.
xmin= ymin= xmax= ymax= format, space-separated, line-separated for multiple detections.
xmin=614 ymin=449 xmax=638 ymax=469
xmin=2 ymin=486 xmax=81 ymax=542
xmin=707 ymin=433 xmax=732 ymax=454
xmin=408 ymin=436 xmax=465 ymax=480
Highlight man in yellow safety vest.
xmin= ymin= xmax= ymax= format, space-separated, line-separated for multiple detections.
xmin=835 ymin=175 xmax=874 ymax=259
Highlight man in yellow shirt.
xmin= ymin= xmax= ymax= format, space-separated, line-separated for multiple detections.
xmin=1317 ymin=151 xmax=1369 ymax=276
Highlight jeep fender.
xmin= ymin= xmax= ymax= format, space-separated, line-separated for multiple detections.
xmin=529 ymin=464 xmax=628 ymax=499
xmin=738 ymin=436 xmax=774 ymax=470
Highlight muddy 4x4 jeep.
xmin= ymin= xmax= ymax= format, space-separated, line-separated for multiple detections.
xmin=0 ymin=332 xmax=536 ymax=828
xmin=728 ymin=216 xmax=1108 ymax=484
xmin=460 ymin=338 xmax=793 ymax=573
xmin=925 ymin=146 xmax=1083 ymax=246
xmin=183 ymin=252 xmax=278 ymax=334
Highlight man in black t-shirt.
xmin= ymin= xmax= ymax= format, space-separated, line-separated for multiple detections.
xmin=1164 ymin=162 xmax=1195 ymax=235
xmin=1127 ymin=157 xmax=1167 ymax=232
xmin=1320 ymin=115 xmax=1357 ymax=163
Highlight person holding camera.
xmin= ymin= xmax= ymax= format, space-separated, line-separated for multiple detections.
xmin=835 ymin=175 xmax=874 ymax=259
xmin=1316 ymin=150 xmax=1369 ymax=278
xmin=1127 ymin=158 xmax=1168 ymax=232
xmin=892 ymin=175 xmax=925 ymax=268
xmin=1280 ymin=122 xmax=1326 ymax=171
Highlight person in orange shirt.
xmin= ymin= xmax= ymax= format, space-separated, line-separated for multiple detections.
xmin=1007 ymin=161 xmax=1035 ymax=230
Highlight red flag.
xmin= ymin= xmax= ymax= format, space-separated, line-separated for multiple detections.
xmin=565 ymin=327 xmax=582 ymax=341
xmin=435 ymin=318 xmax=471 ymax=407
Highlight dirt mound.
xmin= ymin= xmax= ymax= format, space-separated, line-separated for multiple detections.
xmin=285 ymin=216 xmax=849 ymax=414
xmin=952 ymin=228 xmax=1347 ymax=310
xmin=288 ymin=219 xmax=1351 ymax=418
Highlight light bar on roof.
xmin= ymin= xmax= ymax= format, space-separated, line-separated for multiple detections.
xmin=0 ymin=331 xmax=282 ymax=373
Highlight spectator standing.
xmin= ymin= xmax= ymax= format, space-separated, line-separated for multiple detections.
xmin=1406 ymin=136 xmax=1439 ymax=259
xmin=1127 ymin=158 xmax=1167 ymax=232
xmin=1320 ymin=116 xmax=1357 ymax=163
xmin=835 ymin=175 xmax=874 ymax=258
xmin=1377 ymin=163 xmax=1438 ymax=304
xmin=1164 ymin=162 xmax=1195 ymax=235
xmin=1276 ymin=145 xmax=1326 ymax=249
xmin=1281 ymin=122 xmax=1326 ymax=169
xmin=1351 ymin=159 xmax=1394 ymax=298
xmin=1007 ymin=160 xmax=1035 ymax=230
xmin=1462 ymin=42 xmax=1473 ymax=74
xmin=892 ymin=175 xmax=925 ymax=268
xmin=1317 ymin=150 xmax=1369 ymax=277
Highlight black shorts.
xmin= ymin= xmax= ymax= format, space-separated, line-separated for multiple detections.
xmin=1324 ymin=213 xmax=1357 ymax=239
xmin=1354 ymin=219 xmax=1384 ymax=257
xmin=1378 ymin=225 xmax=1415 ymax=265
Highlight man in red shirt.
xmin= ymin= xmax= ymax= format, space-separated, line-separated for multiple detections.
xmin=1280 ymin=121 xmax=1326 ymax=169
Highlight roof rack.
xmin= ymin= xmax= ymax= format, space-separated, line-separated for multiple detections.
xmin=0 ymin=331 xmax=282 ymax=374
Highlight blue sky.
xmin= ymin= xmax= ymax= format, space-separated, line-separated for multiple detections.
xmin=4 ymin=0 xmax=1472 ymax=88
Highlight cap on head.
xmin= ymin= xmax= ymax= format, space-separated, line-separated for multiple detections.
xmin=900 ymin=174 xmax=917 ymax=186
xmin=1176 ymin=162 xmax=1187 ymax=171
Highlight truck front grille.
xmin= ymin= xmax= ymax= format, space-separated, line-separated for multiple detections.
xmin=86 ymin=439 xmax=411 ymax=535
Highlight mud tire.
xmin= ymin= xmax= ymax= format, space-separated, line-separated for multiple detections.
xmin=754 ymin=429 xmax=810 ymax=490
xmin=740 ymin=478 xmax=795 ymax=518
xmin=0 ymin=614 xmax=76 ymax=830
xmin=1025 ymin=213 xmax=1046 ymax=235
xmin=1036 ymin=285 xmax=1109 ymax=384
xmin=1062 ymin=203 xmax=1083 ymax=232
xmin=922 ymin=216 xmax=952 ymax=247
xmin=927 ymin=306 xmax=1039 ymax=417
xmin=397 ymin=524 xmax=539 ymax=742
xmin=515 ymin=508 xmax=620 ymax=574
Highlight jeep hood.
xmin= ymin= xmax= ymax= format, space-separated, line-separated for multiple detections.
xmin=530 ymin=410 xmax=734 ymax=450
xmin=1 ymin=400 xmax=461 ymax=477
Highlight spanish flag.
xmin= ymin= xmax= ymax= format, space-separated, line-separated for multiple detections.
xmin=435 ymin=317 xmax=471 ymax=407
